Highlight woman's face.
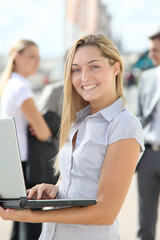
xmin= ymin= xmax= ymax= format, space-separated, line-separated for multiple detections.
xmin=71 ymin=45 xmax=120 ymax=113
xmin=14 ymin=45 xmax=40 ymax=78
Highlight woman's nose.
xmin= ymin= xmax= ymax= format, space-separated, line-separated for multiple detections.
xmin=81 ymin=69 xmax=89 ymax=81
xmin=36 ymin=57 xmax=40 ymax=63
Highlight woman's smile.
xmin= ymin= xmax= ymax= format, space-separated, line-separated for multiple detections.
xmin=82 ymin=84 xmax=98 ymax=91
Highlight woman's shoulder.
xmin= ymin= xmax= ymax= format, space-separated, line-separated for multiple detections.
xmin=10 ymin=73 xmax=27 ymax=86
xmin=108 ymin=107 xmax=143 ymax=138
xmin=4 ymin=74 xmax=33 ymax=100
xmin=115 ymin=107 xmax=141 ymax=126
xmin=107 ymin=107 xmax=144 ymax=151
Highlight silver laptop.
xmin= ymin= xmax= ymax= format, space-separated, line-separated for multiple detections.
xmin=0 ymin=117 xmax=97 ymax=209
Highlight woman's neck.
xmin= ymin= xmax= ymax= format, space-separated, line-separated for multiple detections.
xmin=90 ymin=95 xmax=119 ymax=114
xmin=13 ymin=68 xmax=28 ymax=78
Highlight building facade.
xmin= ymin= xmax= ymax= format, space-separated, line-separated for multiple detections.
xmin=65 ymin=0 xmax=112 ymax=50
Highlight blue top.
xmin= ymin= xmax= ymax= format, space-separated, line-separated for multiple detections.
xmin=39 ymin=97 xmax=144 ymax=240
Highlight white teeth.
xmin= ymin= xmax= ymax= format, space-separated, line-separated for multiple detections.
xmin=83 ymin=85 xmax=97 ymax=90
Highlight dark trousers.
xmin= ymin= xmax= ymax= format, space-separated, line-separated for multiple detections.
xmin=10 ymin=222 xmax=42 ymax=240
xmin=10 ymin=162 xmax=42 ymax=240
xmin=137 ymin=146 xmax=160 ymax=240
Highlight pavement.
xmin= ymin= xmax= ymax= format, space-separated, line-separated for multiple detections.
xmin=0 ymin=218 xmax=12 ymax=240
xmin=118 ymin=174 xmax=160 ymax=240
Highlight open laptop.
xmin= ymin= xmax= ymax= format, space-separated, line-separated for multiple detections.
xmin=0 ymin=117 xmax=97 ymax=210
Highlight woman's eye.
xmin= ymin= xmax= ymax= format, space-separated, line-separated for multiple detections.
xmin=92 ymin=65 xmax=99 ymax=69
xmin=72 ymin=69 xmax=80 ymax=73
xmin=30 ymin=55 xmax=39 ymax=60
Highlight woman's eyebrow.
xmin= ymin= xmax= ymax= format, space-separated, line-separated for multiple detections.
xmin=71 ymin=63 xmax=79 ymax=66
xmin=72 ymin=59 xmax=99 ymax=66
xmin=87 ymin=59 xmax=99 ymax=64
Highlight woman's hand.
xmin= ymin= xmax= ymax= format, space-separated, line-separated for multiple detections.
xmin=0 ymin=183 xmax=58 ymax=223
xmin=28 ymin=124 xmax=36 ymax=136
xmin=27 ymin=183 xmax=58 ymax=200
xmin=0 ymin=207 xmax=35 ymax=222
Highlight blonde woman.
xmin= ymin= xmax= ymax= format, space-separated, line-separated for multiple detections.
xmin=0 ymin=40 xmax=52 ymax=240
xmin=0 ymin=34 xmax=144 ymax=240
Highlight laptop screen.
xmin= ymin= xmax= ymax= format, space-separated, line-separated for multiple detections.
xmin=0 ymin=117 xmax=26 ymax=199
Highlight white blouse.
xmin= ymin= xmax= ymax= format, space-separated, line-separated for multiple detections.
xmin=1 ymin=72 xmax=34 ymax=161
xmin=39 ymin=97 xmax=144 ymax=240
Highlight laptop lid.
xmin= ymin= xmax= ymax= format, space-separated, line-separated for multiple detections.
xmin=0 ymin=117 xmax=26 ymax=199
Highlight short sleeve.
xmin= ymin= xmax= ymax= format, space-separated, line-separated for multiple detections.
xmin=107 ymin=116 xmax=144 ymax=153
xmin=11 ymin=84 xmax=34 ymax=107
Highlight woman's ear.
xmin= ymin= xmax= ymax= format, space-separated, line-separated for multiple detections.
xmin=114 ymin=61 xmax=120 ymax=76
xmin=14 ymin=53 xmax=20 ymax=64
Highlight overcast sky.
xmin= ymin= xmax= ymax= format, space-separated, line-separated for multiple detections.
xmin=0 ymin=0 xmax=65 ymax=58
xmin=103 ymin=0 xmax=160 ymax=52
xmin=0 ymin=0 xmax=160 ymax=58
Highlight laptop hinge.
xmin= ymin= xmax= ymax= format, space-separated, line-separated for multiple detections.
xmin=20 ymin=197 xmax=27 ymax=208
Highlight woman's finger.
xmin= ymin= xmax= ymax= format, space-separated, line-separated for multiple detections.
xmin=27 ymin=185 xmax=40 ymax=199
xmin=37 ymin=184 xmax=46 ymax=199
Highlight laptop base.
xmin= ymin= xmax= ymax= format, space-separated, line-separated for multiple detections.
xmin=0 ymin=198 xmax=97 ymax=210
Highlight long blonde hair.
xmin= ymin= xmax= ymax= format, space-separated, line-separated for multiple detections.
xmin=54 ymin=33 xmax=125 ymax=174
xmin=0 ymin=39 xmax=38 ymax=96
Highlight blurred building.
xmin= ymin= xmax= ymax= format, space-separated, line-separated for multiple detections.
xmin=65 ymin=0 xmax=112 ymax=50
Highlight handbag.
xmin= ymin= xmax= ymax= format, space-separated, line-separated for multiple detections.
xmin=27 ymin=110 xmax=61 ymax=186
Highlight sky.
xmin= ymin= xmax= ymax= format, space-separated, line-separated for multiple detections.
xmin=103 ymin=0 xmax=160 ymax=53
xmin=0 ymin=0 xmax=160 ymax=58
xmin=0 ymin=0 xmax=65 ymax=58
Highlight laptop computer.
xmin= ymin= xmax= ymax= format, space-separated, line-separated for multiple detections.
xmin=0 ymin=117 xmax=97 ymax=210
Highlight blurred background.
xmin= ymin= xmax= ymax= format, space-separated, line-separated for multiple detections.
xmin=0 ymin=0 xmax=160 ymax=93
xmin=0 ymin=0 xmax=160 ymax=239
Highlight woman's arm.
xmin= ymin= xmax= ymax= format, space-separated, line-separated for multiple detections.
xmin=40 ymin=138 xmax=140 ymax=225
xmin=21 ymin=98 xmax=52 ymax=141
xmin=0 ymin=139 xmax=140 ymax=225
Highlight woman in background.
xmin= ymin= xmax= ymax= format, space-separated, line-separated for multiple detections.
xmin=0 ymin=34 xmax=144 ymax=240
xmin=0 ymin=40 xmax=52 ymax=240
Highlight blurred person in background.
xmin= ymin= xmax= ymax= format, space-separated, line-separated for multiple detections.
xmin=38 ymin=80 xmax=63 ymax=164
xmin=37 ymin=52 xmax=65 ymax=167
xmin=0 ymin=39 xmax=52 ymax=240
xmin=137 ymin=31 xmax=160 ymax=240
xmin=39 ymin=80 xmax=63 ymax=118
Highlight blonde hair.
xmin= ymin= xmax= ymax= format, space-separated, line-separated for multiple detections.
xmin=54 ymin=33 xmax=125 ymax=174
xmin=0 ymin=39 xmax=38 ymax=96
